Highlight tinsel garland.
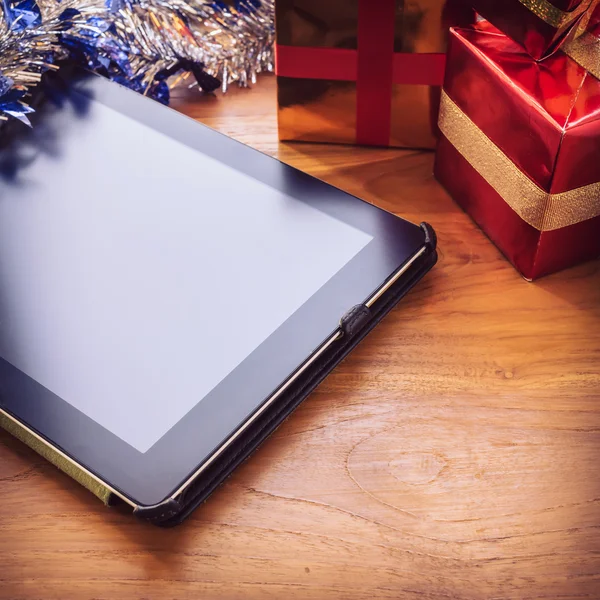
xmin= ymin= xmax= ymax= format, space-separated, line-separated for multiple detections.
xmin=0 ymin=0 xmax=101 ymax=124
xmin=0 ymin=0 xmax=274 ymax=124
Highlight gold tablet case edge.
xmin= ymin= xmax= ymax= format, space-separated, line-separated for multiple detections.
xmin=0 ymin=409 xmax=125 ymax=506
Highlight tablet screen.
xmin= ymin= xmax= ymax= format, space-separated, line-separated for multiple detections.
xmin=0 ymin=83 xmax=373 ymax=453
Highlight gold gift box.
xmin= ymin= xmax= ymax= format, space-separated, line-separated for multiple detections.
xmin=276 ymin=0 xmax=475 ymax=149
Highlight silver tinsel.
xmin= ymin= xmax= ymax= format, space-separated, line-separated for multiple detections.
xmin=186 ymin=1 xmax=275 ymax=91
xmin=109 ymin=0 xmax=275 ymax=93
xmin=0 ymin=0 xmax=275 ymax=123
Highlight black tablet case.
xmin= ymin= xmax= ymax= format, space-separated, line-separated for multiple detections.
xmin=131 ymin=222 xmax=437 ymax=526
xmin=1 ymin=222 xmax=436 ymax=526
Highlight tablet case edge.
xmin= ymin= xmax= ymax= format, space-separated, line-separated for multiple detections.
xmin=0 ymin=222 xmax=437 ymax=524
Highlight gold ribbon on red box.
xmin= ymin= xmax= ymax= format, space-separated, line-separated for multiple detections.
xmin=438 ymin=91 xmax=600 ymax=231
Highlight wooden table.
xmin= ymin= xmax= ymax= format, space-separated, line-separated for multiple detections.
xmin=2 ymin=76 xmax=600 ymax=600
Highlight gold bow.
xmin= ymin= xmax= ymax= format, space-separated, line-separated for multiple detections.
xmin=438 ymin=91 xmax=600 ymax=232
xmin=563 ymin=30 xmax=600 ymax=77
xmin=562 ymin=0 xmax=600 ymax=78
xmin=517 ymin=0 xmax=595 ymax=29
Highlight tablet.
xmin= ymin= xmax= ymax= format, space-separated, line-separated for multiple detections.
xmin=0 ymin=68 xmax=437 ymax=524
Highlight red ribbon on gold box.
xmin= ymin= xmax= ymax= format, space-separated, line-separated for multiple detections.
xmin=275 ymin=0 xmax=475 ymax=149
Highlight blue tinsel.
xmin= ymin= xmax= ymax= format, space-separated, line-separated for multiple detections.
xmin=2 ymin=0 xmax=41 ymax=31
xmin=0 ymin=0 xmax=274 ymax=124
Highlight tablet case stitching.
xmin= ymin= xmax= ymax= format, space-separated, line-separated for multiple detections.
xmin=341 ymin=305 xmax=372 ymax=337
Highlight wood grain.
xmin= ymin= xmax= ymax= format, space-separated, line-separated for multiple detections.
xmin=1 ymin=75 xmax=600 ymax=600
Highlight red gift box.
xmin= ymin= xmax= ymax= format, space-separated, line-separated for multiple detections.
xmin=434 ymin=24 xmax=600 ymax=280
xmin=469 ymin=0 xmax=597 ymax=59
